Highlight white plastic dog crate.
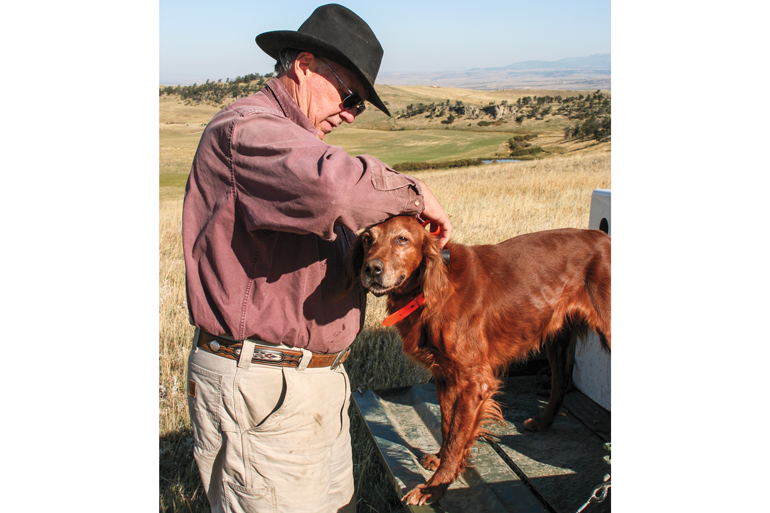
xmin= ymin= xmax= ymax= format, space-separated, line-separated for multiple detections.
xmin=571 ymin=189 xmax=611 ymax=411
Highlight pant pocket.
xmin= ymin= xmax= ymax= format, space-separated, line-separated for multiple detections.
xmin=188 ymin=362 xmax=223 ymax=452
xmin=237 ymin=366 xmax=289 ymax=431
xmin=224 ymin=479 xmax=276 ymax=513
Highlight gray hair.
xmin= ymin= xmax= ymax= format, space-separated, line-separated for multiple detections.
xmin=274 ymin=48 xmax=302 ymax=76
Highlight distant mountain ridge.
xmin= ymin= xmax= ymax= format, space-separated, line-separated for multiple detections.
xmin=161 ymin=55 xmax=611 ymax=90
xmin=494 ymin=53 xmax=610 ymax=71
xmin=379 ymin=54 xmax=611 ymax=91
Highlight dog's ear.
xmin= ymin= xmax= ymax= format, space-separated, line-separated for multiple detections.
xmin=420 ymin=234 xmax=450 ymax=309
xmin=339 ymin=232 xmax=365 ymax=299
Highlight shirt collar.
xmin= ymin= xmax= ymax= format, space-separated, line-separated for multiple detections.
xmin=264 ymin=78 xmax=319 ymax=137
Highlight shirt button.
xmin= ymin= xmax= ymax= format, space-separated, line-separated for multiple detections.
xmin=210 ymin=340 xmax=220 ymax=351
xmin=415 ymin=200 xmax=420 ymax=206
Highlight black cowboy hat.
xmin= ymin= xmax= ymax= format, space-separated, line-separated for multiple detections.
xmin=256 ymin=4 xmax=390 ymax=116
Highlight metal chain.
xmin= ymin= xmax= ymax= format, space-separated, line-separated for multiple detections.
xmin=575 ymin=443 xmax=611 ymax=513
xmin=575 ymin=475 xmax=611 ymax=513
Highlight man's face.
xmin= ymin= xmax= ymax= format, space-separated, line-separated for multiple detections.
xmin=305 ymin=58 xmax=368 ymax=140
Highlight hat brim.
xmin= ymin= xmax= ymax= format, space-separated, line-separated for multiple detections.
xmin=256 ymin=31 xmax=390 ymax=117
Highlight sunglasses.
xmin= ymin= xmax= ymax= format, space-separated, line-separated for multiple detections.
xmin=319 ymin=58 xmax=366 ymax=116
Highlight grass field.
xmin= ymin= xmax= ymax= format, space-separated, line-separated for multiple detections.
xmin=159 ymin=84 xmax=609 ymax=185
xmin=159 ymin=85 xmax=610 ymax=512
xmin=325 ymin=127 xmax=519 ymax=164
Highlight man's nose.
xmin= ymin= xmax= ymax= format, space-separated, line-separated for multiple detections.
xmin=340 ymin=108 xmax=356 ymax=123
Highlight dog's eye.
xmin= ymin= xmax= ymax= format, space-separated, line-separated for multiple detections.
xmin=362 ymin=234 xmax=372 ymax=245
xmin=396 ymin=236 xmax=409 ymax=244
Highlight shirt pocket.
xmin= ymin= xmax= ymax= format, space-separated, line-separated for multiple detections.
xmin=370 ymin=168 xmax=416 ymax=191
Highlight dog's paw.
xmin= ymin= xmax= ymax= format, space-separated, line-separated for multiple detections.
xmin=421 ymin=453 xmax=441 ymax=471
xmin=402 ymin=483 xmax=449 ymax=506
xmin=524 ymin=417 xmax=549 ymax=432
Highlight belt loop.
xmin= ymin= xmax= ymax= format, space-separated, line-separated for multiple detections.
xmin=193 ymin=328 xmax=200 ymax=353
xmin=296 ymin=348 xmax=312 ymax=372
xmin=238 ymin=340 xmax=256 ymax=369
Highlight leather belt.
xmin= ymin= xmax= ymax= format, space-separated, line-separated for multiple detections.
xmin=197 ymin=330 xmax=350 ymax=370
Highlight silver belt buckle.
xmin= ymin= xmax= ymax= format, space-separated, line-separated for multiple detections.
xmin=253 ymin=347 xmax=285 ymax=363
xmin=330 ymin=348 xmax=350 ymax=370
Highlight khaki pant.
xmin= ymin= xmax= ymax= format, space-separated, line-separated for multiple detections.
xmin=187 ymin=330 xmax=356 ymax=513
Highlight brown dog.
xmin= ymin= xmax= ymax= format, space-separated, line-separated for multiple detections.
xmin=344 ymin=216 xmax=611 ymax=506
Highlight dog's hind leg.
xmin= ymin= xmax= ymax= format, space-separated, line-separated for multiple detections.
xmin=524 ymin=326 xmax=576 ymax=432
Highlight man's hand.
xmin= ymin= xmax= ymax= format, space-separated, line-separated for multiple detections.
xmin=415 ymin=179 xmax=452 ymax=248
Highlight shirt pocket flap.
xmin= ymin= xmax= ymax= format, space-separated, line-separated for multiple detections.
xmin=371 ymin=170 xmax=415 ymax=192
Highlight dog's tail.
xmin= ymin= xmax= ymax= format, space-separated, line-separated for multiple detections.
xmin=584 ymin=247 xmax=611 ymax=351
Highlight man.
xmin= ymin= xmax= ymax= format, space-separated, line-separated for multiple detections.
xmin=182 ymin=4 xmax=451 ymax=513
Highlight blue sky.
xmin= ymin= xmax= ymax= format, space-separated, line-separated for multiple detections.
xmin=160 ymin=0 xmax=610 ymax=85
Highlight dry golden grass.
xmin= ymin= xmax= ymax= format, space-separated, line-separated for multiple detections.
xmin=159 ymin=196 xmax=191 ymax=436
xmin=419 ymin=153 xmax=611 ymax=244
xmin=159 ymin=96 xmax=221 ymax=125
xmin=158 ymin=148 xmax=609 ymax=512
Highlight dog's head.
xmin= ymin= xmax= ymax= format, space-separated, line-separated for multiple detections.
xmin=344 ymin=216 xmax=449 ymax=304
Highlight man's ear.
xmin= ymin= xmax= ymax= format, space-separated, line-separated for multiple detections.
xmin=293 ymin=52 xmax=315 ymax=82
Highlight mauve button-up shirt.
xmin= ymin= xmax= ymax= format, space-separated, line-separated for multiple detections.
xmin=182 ymin=78 xmax=425 ymax=353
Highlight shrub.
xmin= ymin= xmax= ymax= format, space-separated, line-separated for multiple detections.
xmin=392 ymin=158 xmax=484 ymax=172
xmin=159 ymin=75 xmax=268 ymax=105
xmin=510 ymin=146 xmax=544 ymax=157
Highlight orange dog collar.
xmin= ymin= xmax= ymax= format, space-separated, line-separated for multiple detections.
xmin=382 ymin=293 xmax=426 ymax=326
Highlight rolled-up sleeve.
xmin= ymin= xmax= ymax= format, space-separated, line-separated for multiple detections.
xmin=232 ymin=110 xmax=424 ymax=240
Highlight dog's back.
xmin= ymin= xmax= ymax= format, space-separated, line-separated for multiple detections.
xmin=438 ymin=228 xmax=611 ymax=367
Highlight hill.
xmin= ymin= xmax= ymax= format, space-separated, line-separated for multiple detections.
xmin=159 ymin=83 xmax=610 ymax=188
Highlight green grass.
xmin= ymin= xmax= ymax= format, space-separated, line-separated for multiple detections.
xmin=159 ymin=129 xmax=203 ymax=175
xmin=324 ymin=127 xmax=517 ymax=165
xmin=160 ymin=174 xmax=190 ymax=188
xmin=160 ymin=129 xmax=205 ymax=149
xmin=159 ymin=85 xmax=609 ymax=182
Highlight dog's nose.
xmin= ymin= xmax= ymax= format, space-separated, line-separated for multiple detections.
xmin=364 ymin=259 xmax=384 ymax=277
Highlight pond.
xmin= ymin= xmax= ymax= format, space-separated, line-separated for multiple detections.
xmin=482 ymin=159 xmax=521 ymax=164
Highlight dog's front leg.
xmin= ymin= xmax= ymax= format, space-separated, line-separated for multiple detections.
xmin=420 ymin=375 xmax=456 ymax=471
xmin=403 ymin=374 xmax=491 ymax=506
